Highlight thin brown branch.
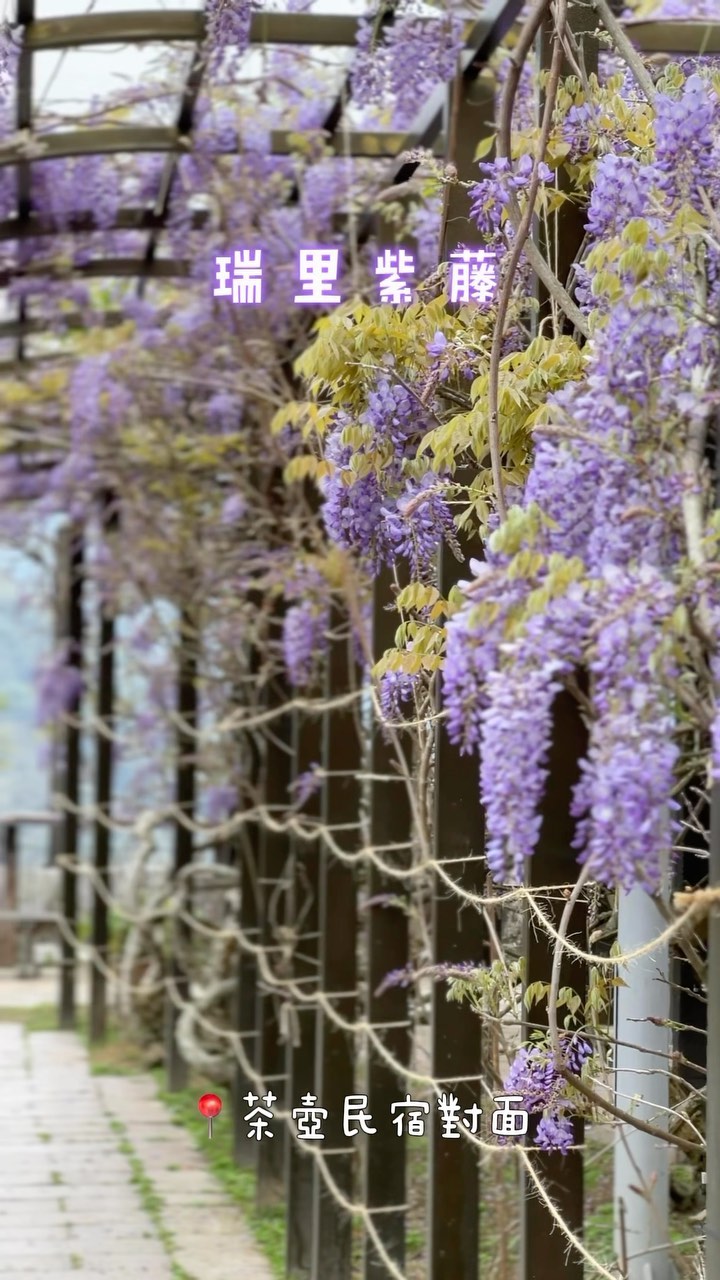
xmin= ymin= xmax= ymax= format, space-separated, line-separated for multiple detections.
xmin=488 ymin=0 xmax=568 ymax=521
xmin=590 ymin=0 xmax=658 ymax=106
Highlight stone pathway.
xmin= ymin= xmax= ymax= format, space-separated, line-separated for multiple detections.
xmin=0 ymin=967 xmax=98 ymax=1009
xmin=0 ymin=1023 xmax=275 ymax=1279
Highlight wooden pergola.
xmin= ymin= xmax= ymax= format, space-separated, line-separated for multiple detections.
xmin=0 ymin=5 xmax=718 ymax=1279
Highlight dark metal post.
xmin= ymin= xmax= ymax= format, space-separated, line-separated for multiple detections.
xmin=233 ymin=689 xmax=262 ymax=1166
xmin=310 ymin=606 xmax=360 ymax=1279
xmin=255 ymin=672 xmax=292 ymax=1207
xmin=0 ymin=824 xmax=18 ymax=967
xmin=705 ymin=429 xmax=720 ymax=1272
xmin=363 ymin=565 xmax=412 ymax=1280
xmin=425 ymin=56 xmax=497 ymax=1280
xmin=165 ymin=607 xmax=197 ymax=1091
xmin=707 ymin=784 xmax=720 ymax=1278
xmin=89 ymin=498 xmax=117 ymax=1043
xmin=285 ymin=705 xmax=322 ymax=1278
xmin=59 ymin=530 xmax=84 ymax=1031
xmin=536 ymin=7 xmax=598 ymax=330
xmin=518 ymin=14 xmax=594 ymax=1271
xmin=5 ymin=823 xmax=17 ymax=910
xmin=520 ymin=691 xmax=588 ymax=1280
xmin=233 ymin=819 xmax=261 ymax=1167
xmin=672 ymin=797 xmax=707 ymax=1091
xmin=428 ymin=531 xmax=485 ymax=1280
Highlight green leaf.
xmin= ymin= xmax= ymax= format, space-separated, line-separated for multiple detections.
xmin=524 ymin=980 xmax=550 ymax=1011
xmin=474 ymin=133 xmax=496 ymax=160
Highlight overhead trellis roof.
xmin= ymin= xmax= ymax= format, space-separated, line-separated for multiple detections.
xmin=0 ymin=1 xmax=718 ymax=367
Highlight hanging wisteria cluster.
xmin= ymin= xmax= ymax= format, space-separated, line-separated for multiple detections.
xmin=0 ymin=0 xmax=717 ymax=1171
xmin=352 ymin=0 xmax=464 ymax=128
xmin=503 ymin=1033 xmax=593 ymax=1154
xmin=444 ymin=66 xmax=720 ymax=894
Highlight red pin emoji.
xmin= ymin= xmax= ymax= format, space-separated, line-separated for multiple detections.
xmin=198 ymin=1093 xmax=223 ymax=1139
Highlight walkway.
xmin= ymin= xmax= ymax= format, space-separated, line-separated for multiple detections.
xmin=0 ymin=1022 xmax=275 ymax=1279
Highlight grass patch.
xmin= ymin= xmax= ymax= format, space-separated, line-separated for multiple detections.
xmin=583 ymin=1130 xmax=704 ymax=1278
xmin=8 ymin=1004 xmax=703 ymax=1279
xmin=88 ymin=1030 xmax=146 ymax=1076
xmin=377 ymin=1126 xmax=703 ymax=1280
xmin=108 ymin=1113 xmax=195 ymax=1280
xmin=0 ymin=1002 xmax=147 ymax=1074
xmin=154 ymin=1072 xmax=286 ymax=1279
xmin=0 ymin=1003 xmax=63 ymax=1033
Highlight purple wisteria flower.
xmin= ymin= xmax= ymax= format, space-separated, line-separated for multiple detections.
xmin=376 ymin=958 xmax=482 ymax=998
xmin=205 ymin=0 xmax=251 ymax=77
xmin=220 ymin=492 xmax=248 ymax=525
xmin=500 ymin=1034 xmax=591 ymax=1152
xmin=712 ymin=653 xmax=720 ymax=782
xmin=0 ymin=24 xmax=20 ymax=106
xmin=427 ymin=330 xmax=448 ymax=358
xmin=382 ymin=475 xmax=456 ymax=577
xmin=469 ymin=155 xmax=553 ymax=236
xmin=207 ymin=391 xmax=242 ymax=433
xmin=585 ymin=154 xmax=661 ymax=240
xmin=445 ymin=164 xmax=718 ymax=891
xmin=571 ymin=567 xmax=680 ymax=893
xmin=653 ymin=74 xmax=718 ymax=204
xmin=535 ymin=1113 xmax=574 ymax=1154
xmin=204 ymin=783 xmax=237 ymax=823
xmin=560 ymin=101 xmax=595 ymax=157
xmin=321 ymin=385 xmax=445 ymax=572
xmin=35 ymin=645 xmax=84 ymax=726
xmin=288 ymin=763 xmax=322 ymax=808
xmin=505 ymin=1044 xmax=560 ymax=1113
xmin=362 ymin=378 xmax=419 ymax=452
xmin=281 ymin=560 xmax=331 ymax=690
xmin=282 ymin=598 xmax=329 ymax=690
xmin=476 ymin=584 xmax=592 ymax=881
xmin=352 ymin=8 xmax=464 ymax=129
xmin=378 ymin=670 xmax=418 ymax=722
xmin=69 ymin=355 xmax=132 ymax=444
xmin=322 ymin=456 xmax=385 ymax=565
xmin=443 ymin=565 xmax=527 ymax=755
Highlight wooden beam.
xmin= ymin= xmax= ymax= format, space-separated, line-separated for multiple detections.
xmin=164 ymin=606 xmax=197 ymax=1092
xmin=519 ymin=691 xmax=588 ymax=1280
xmin=0 ymin=126 xmax=181 ymax=166
xmin=626 ymin=18 xmax=720 ymax=54
xmin=0 ymin=258 xmax=190 ymax=285
xmin=27 ymin=10 xmax=204 ymax=48
xmin=23 ymin=11 xmax=363 ymax=51
xmin=89 ymin=494 xmax=118 ymax=1044
xmin=270 ymin=129 xmax=425 ymax=159
xmin=232 ymin=653 xmax=263 ymax=1170
xmin=0 ymin=309 xmax=125 ymax=338
xmin=58 ymin=528 xmax=83 ymax=1031
xmin=0 ymin=824 xmax=18 ymax=968
xmin=311 ymin=606 xmax=360 ymax=1279
xmin=255 ymin=672 xmax=292 ymax=1207
xmin=285 ymin=706 xmax=322 ymax=1277
xmin=363 ymin=565 xmax=412 ymax=1280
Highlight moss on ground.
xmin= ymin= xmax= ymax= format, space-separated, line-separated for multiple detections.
xmin=3 ymin=1004 xmax=705 ymax=1279
xmin=154 ymin=1073 xmax=286 ymax=1279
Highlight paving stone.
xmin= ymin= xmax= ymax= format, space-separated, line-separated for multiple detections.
xmin=0 ymin=1019 xmax=274 ymax=1279
xmin=0 ymin=1253 xmax=76 ymax=1272
xmin=0 ymin=1228 xmax=73 ymax=1245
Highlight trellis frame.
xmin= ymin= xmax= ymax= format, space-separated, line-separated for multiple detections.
xmin=1 ymin=4 xmax=718 ymax=1280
